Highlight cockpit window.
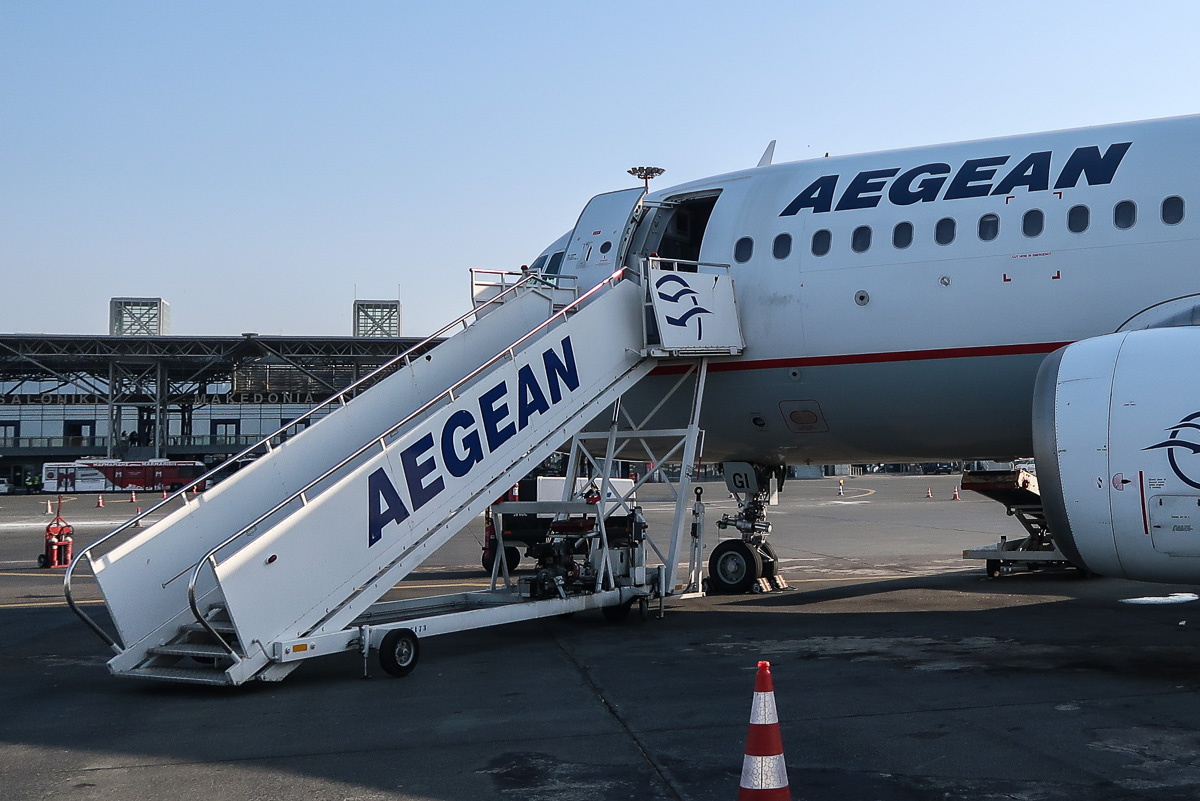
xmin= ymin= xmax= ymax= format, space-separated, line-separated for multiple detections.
xmin=545 ymin=251 xmax=565 ymax=275
xmin=529 ymin=255 xmax=548 ymax=272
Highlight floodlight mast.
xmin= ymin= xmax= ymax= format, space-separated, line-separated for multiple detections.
xmin=627 ymin=166 xmax=664 ymax=190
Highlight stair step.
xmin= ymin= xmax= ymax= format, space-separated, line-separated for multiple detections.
xmin=123 ymin=666 xmax=232 ymax=686
xmin=149 ymin=642 xmax=237 ymax=659
xmin=182 ymin=621 xmax=238 ymax=635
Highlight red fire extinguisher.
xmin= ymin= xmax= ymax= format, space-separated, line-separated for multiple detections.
xmin=39 ymin=496 xmax=74 ymax=568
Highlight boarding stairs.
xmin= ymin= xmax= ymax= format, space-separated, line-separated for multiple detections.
xmin=66 ymin=259 xmax=743 ymax=685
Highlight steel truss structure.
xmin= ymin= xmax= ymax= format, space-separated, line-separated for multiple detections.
xmin=0 ymin=333 xmax=437 ymax=459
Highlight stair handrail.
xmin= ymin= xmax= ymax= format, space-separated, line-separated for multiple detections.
xmin=64 ymin=271 xmax=569 ymax=651
xmin=185 ymin=267 xmax=638 ymax=660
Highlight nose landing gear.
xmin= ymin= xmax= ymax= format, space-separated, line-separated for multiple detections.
xmin=706 ymin=462 xmax=786 ymax=594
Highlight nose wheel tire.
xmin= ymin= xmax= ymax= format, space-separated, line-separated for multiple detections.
xmin=708 ymin=540 xmax=763 ymax=594
xmin=757 ymin=541 xmax=778 ymax=578
xmin=379 ymin=629 xmax=420 ymax=677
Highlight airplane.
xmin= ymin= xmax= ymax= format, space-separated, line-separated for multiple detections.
xmin=523 ymin=112 xmax=1200 ymax=591
xmin=67 ymin=114 xmax=1200 ymax=685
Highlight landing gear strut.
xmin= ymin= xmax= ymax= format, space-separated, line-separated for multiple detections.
xmin=706 ymin=462 xmax=785 ymax=594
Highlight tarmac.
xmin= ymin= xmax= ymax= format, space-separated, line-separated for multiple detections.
xmin=4 ymin=475 xmax=1200 ymax=800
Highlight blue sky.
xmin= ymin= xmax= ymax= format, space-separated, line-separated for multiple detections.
xmin=3 ymin=1 xmax=1198 ymax=337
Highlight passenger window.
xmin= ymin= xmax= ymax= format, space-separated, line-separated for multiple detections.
xmin=892 ymin=222 xmax=913 ymax=249
xmin=1114 ymin=200 xmax=1137 ymax=230
xmin=1163 ymin=196 xmax=1185 ymax=225
xmin=935 ymin=218 xmax=956 ymax=245
xmin=811 ymin=229 xmax=831 ymax=256
xmin=734 ymin=237 xmax=754 ymax=263
xmin=772 ymin=233 xmax=792 ymax=259
xmin=978 ymin=214 xmax=999 ymax=242
xmin=1022 ymin=209 xmax=1044 ymax=238
xmin=851 ymin=226 xmax=871 ymax=253
xmin=1068 ymin=205 xmax=1089 ymax=233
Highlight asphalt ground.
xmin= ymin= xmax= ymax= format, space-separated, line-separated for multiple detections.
xmin=3 ymin=476 xmax=1200 ymax=800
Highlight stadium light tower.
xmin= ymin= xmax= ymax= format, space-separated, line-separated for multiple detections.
xmin=627 ymin=166 xmax=664 ymax=190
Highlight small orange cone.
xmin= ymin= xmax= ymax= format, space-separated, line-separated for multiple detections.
xmin=44 ymin=499 xmax=53 ymax=515
xmin=96 ymin=494 xmax=104 ymax=508
xmin=129 ymin=490 xmax=137 ymax=503
xmin=953 ymin=485 xmax=960 ymax=500
xmin=926 ymin=487 xmax=933 ymax=498
xmin=738 ymin=661 xmax=790 ymax=800
xmin=133 ymin=507 xmax=143 ymax=528
xmin=161 ymin=489 xmax=168 ymax=499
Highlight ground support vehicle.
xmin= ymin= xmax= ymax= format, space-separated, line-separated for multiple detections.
xmin=961 ymin=468 xmax=1075 ymax=577
xmin=65 ymin=256 xmax=740 ymax=684
xmin=482 ymin=475 xmax=636 ymax=574
xmin=42 ymin=460 xmax=208 ymax=493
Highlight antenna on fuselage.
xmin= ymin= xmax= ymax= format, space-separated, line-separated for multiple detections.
xmin=757 ymin=140 xmax=777 ymax=167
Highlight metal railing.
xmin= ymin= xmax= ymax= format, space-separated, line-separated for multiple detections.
xmin=470 ymin=269 xmax=577 ymax=309
xmin=185 ymin=267 xmax=634 ymax=661
xmin=63 ymin=271 xmax=571 ymax=652
xmin=643 ymin=256 xmax=731 ymax=274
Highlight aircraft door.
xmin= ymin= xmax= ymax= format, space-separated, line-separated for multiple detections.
xmin=561 ymin=187 xmax=645 ymax=288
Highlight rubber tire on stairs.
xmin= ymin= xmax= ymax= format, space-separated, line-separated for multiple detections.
xmin=379 ymin=629 xmax=420 ymax=677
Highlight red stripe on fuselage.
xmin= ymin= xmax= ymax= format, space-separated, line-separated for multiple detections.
xmin=649 ymin=341 xmax=1073 ymax=375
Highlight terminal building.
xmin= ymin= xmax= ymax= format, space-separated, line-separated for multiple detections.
xmin=0 ymin=296 xmax=430 ymax=488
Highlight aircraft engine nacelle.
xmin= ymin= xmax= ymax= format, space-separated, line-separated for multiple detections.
xmin=1033 ymin=328 xmax=1200 ymax=584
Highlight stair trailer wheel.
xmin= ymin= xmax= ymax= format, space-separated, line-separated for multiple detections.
xmin=379 ymin=628 xmax=420 ymax=677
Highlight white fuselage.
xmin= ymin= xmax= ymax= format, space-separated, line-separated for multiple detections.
xmin=558 ymin=115 xmax=1200 ymax=464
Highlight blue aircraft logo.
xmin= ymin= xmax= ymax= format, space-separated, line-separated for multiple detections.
xmin=654 ymin=274 xmax=712 ymax=341
xmin=1144 ymin=412 xmax=1200 ymax=489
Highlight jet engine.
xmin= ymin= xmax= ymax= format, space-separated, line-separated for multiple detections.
xmin=1033 ymin=327 xmax=1200 ymax=584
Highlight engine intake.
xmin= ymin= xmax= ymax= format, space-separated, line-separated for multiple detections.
xmin=1033 ymin=328 xmax=1200 ymax=584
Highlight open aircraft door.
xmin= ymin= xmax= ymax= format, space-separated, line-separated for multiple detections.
xmin=561 ymin=187 xmax=645 ymax=286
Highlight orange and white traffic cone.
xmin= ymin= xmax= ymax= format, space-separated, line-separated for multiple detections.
xmin=738 ymin=661 xmax=790 ymax=800
xmin=44 ymin=499 xmax=52 ymax=515
xmin=133 ymin=507 xmax=142 ymax=528
xmin=837 ymin=479 xmax=844 ymax=497
xmin=926 ymin=487 xmax=933 ymax=498
xmin=162 ymin=489 xmax=168 ymax=499
xmin=96 ymin=494 xmax=104 ymax=508
xmin=130 ymin=490 xmax=137 ymax=503
xmin=953 ymin=485 xmax=960 ymax=500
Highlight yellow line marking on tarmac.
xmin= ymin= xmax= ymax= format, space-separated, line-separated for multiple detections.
xmin=784 ymin=568 xmax=979 ymax=583
xmin=0 ymin=599 xmax=103 ymax=609
xmin=401 ymin=581 xmax=492 ymax=589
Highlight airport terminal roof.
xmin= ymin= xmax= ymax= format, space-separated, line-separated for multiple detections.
xmin=0 ymin=332 xmax=440 ymax=392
